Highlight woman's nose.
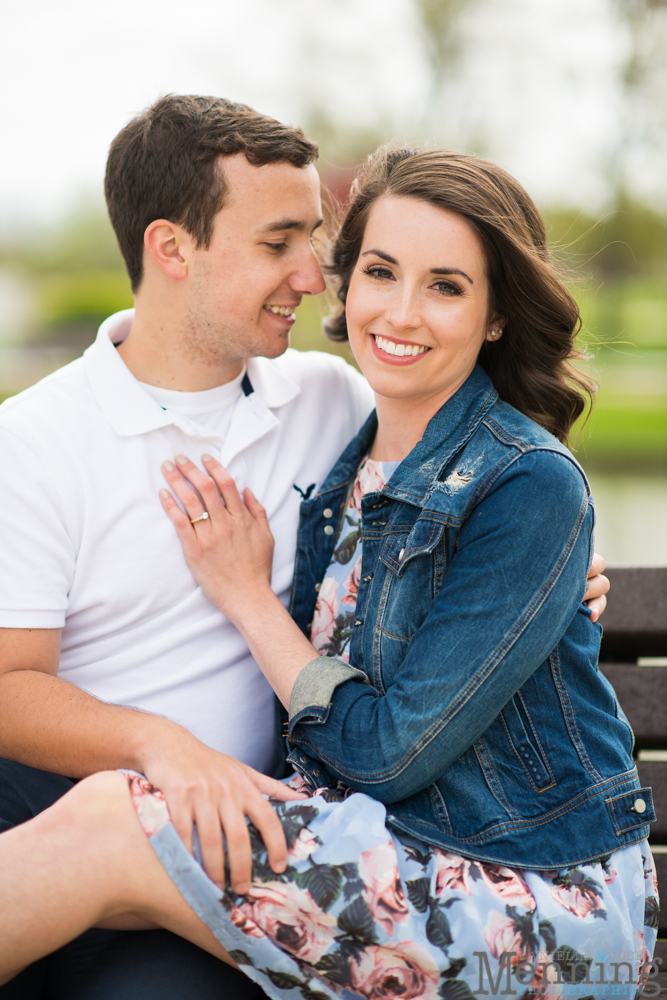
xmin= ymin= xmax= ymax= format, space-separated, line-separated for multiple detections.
xmin=383 ymin=290 xmax=421 ymax=331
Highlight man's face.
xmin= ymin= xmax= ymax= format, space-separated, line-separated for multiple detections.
xmin=183 ymin=153 xmax=326 ymax=365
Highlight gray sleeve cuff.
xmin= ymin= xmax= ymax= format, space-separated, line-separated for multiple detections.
xmin=289 ymin=656 xmax=368 ymax=720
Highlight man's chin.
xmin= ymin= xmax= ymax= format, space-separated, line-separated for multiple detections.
xmin=249 ymin=332 xmax=291 ymax=361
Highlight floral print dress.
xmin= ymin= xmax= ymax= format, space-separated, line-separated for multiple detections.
xmin=126 ymin=457 xmax=659 ymax=1000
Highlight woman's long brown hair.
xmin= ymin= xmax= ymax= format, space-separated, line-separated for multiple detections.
xmin=324 ymin=147 xmax=594 ymax=445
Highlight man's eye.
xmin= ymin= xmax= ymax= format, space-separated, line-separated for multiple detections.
xmin=265 ymin=242 xmax=288 ymax=253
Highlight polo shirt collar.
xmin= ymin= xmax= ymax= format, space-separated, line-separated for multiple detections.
xmin=84 ymin=310 xmax=302 ymax=441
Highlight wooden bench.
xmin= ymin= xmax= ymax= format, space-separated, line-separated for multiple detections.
xmin=598 ymin=565 xmax=667 ymax=982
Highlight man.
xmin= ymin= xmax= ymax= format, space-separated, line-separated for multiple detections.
xmin=0 ymin=95 xmax=608 ymax=998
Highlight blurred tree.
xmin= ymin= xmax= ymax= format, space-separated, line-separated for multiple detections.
xmin=413 ymin=0 xmax=476 ymax=128
xmin=610 ymin=0 xmax=667 ymax=207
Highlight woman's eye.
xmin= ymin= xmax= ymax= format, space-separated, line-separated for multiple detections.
xmin=362 ymin=265 xmax=394 ymax=280
xmin=432 ymin=280 xmax=462 ymax=296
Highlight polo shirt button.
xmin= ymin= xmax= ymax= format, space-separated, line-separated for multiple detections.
xmin=633 ymin=798 xmax=647 ymax=814
xmin=398 ymin=548 xmax=405 ymax=562
xmin=314 ymin=582 xmax=321 ymax=592
xmin=323 ymin=508 xmax=333 ymax=519
xmin=324 ymin=525 xmax=334 ymax=535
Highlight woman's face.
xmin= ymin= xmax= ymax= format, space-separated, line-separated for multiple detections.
xmin=345 ymin=195 xmax=502 ymax=405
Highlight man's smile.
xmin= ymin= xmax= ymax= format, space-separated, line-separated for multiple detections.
xmin=263 ymin=304 xmax=298 ymax=319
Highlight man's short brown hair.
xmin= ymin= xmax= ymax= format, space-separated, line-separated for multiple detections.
xmin=105 ymin=94 xmax=319 ymax=290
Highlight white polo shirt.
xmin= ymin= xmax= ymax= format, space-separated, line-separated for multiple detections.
xmin=0 ymin=310 xmax=373 ymax=773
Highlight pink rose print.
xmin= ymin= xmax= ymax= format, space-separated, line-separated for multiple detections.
xmin=549 ymin=881 xmax=604 ymax=918
xmin=127 ymin=774 xmax=171 ymax=838
xmin=231 ymin=881 xmax=337 ymax=964
xmin=348 ymin=941 xmax=440 ymax=1000
xmin=527 ymin=949 xmax=563 ymax=1000
xmin=479 ymin=864 xmax=535 ymax=910
xmin=638 ymin=930 xmax=652 ymax=985
xmin=349 ymin=459 xmax=387 ymax=516
xmin=287 ymin=827 xmax=320 ymax=864
xmin=358 ymin=841 xmax=410 ymax=936
xmin=340 ymin=557 xmax=362 ymax=606
xmin=286 ymin=772 xmax=313 ymax=796
xmin=433 ymin=850 xmax=472 ymax=897
xmin=603 ymin=865 xmax=618 ymax=886
xmin=483 ymin=910 xmax=535 ymax=966
xmin=311 ymin=578 xmax=339 ymax=653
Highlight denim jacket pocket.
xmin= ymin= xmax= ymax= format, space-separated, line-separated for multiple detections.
xmin=379 ymin=518 xmax=445 ymax=576
xmin=499 ymin=694 xmax=556 ymax=792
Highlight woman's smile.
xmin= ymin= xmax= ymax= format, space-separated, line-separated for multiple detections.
xmin=370 ymin=333 xmax=431 ymax=363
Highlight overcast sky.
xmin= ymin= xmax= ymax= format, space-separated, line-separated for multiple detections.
xmin=0 ymin=0 xmax=633 ymax=231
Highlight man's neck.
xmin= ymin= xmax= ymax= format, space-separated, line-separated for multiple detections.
xmin=116 ymin=306 xmax=244 ymax=392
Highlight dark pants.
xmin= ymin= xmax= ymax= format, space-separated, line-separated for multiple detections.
xmin=0 ymin=758 xmax=266 ymax=1000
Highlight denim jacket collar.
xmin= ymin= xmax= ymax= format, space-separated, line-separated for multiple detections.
xmin=317 ymin=364 xmax=498 ymax=506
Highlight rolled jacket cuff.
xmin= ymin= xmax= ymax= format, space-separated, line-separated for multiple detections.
xmin=289 ymin=656 xmax=368 ymax=721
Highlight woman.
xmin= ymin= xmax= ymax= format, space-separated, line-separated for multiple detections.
xmin=0 ymin=148 xmax=657 ymax=996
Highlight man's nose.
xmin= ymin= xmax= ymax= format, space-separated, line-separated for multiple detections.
xmin=289 ymin=245 xmax=326 ymax=296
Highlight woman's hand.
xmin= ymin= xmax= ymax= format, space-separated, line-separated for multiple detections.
xmin=585 ymin=551 xmax=610 ymax=623
xmin=159 ymin=454 xmax=274 ymax=622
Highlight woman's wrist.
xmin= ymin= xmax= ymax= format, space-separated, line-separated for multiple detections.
xmin=219 ymin=580 xmax=280 ymax=628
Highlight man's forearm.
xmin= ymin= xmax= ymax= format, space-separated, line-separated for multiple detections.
xmin=0 ymin=669 xmax=188 ymax=777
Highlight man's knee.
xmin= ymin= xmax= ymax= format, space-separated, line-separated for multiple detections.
xmin=0 ymin=757 xmax=74 ymax=831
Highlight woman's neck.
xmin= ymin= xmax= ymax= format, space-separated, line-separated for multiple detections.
xmin=369 ymin=379 xmax=467 ymax=463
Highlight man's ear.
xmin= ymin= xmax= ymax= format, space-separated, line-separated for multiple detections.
xmin=144 ymin=220 xmax=191 ymax=281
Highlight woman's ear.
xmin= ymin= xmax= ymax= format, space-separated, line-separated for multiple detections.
xmin=485 ymin=315 xmax=506 ymax=342
xmin=143 ymin=220 xmax=190 ymax=281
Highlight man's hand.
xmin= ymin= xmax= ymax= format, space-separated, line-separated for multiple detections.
xmin=142 ymin=733 xmax=304 ymax=893
xmin=585 ymin=551 xmax=610 ymax=623
xmin=0 ymin=635 xmax=304 ymax=896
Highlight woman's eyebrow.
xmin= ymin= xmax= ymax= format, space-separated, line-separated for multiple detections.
xmin=361 ymin=249 xmax=398 ymax=264
xmin=431 ymin=267 xmax=473 ymax=284
xmin=361 ymin=250 xmax=473 ymax=285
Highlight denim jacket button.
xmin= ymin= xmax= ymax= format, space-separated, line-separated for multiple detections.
xmin=323 ymin=508 xmax=333 ymax=519
xmin=324 ymin=525 xmax=334 ymax=535
xmin=634 ymin=798 xmax=647 ymax=814
xmin=314 ymin=582 xmax=321 ymax=592
xmin=398 ymin=548 xmax=405 ymax=562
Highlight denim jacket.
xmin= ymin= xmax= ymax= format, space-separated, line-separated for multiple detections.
xmin=284 ymin=365 xmax=654 ymax=869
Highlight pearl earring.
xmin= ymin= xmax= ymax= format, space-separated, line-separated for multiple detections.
xmin=490 ymin=329 xmax=500 ymax=339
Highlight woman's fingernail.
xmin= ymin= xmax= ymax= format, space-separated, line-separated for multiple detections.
xmin=234 ymin=882 xmax=249 ymax=895
xmin=176 ymin=455 xmax=188 ymax=465
xmin=159 ymin=489 xmax=170 ymax=499
xmin=273 ymin=860 xmax=286 ymax=874
xmin=162 ymin=461 xmax=174 ymax=472
xmin=202 ymin=453 xmax=213 ymax=462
